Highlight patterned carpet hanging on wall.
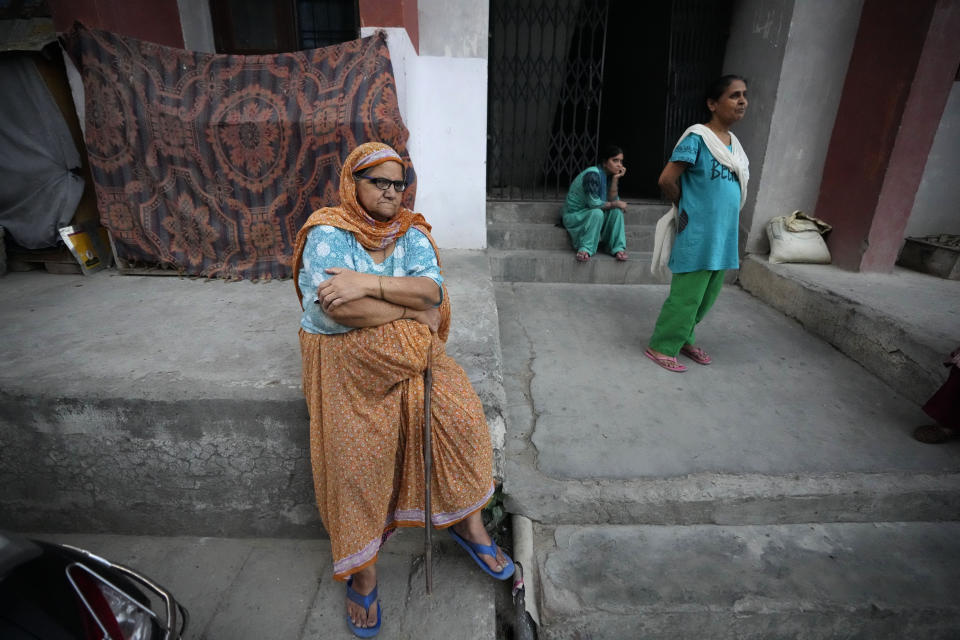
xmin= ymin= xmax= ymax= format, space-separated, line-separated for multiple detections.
xmin=64 ymin=24 xmax=415 ymax=280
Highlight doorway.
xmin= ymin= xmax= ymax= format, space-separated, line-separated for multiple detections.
xmin=487 ymin=0 xmax=732 ymax=200
xmin=597 ymin=2 xmax=670 ymax=198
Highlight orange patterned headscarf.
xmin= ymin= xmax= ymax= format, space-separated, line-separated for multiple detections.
xmin=293 ymin=142 xmax=442 ymax=309
xmin=303 ymin=142 xmax=427 ymax=251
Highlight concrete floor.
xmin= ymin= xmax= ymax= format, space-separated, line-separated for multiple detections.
xmin=499 ymin=282 xmax=957 ymax=482
xmin=32 ymin=529 xmax=499 ymax=640
xmin=497 ymin=264 xmax=960 ymax=639
xmin=5 ymin=251 xmax=959 ymax=638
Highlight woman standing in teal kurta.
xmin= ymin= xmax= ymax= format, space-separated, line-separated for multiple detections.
xmin=562 ymin=144 xmax=629 ymax=262
xmin=646 ymin=75 xmax=749 ymax=372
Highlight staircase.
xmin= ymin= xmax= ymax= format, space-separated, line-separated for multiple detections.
xmin=495 ymin=261 xmax=960 ymax=638
xmin=487 ymin=200 xmax=670 ymax=283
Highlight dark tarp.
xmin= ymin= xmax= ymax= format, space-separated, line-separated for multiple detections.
xmin=0 ymin=54 xmax=84 ymax=249
xmin=64 ymin=24 xmax=415 ymax=280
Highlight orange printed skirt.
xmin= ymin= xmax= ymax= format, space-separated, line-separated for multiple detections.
xmin=299 ymin=320 xmax=494 ymax=581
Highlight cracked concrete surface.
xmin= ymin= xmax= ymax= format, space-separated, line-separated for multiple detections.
xmin=496 ymin=266 xmax=960 ymax=638
xmin=496 ymin=280 xmax=960 ymax=525
xmin=0 ymin=396 xmax=317 ymax=536
xmin=534 ymin=521 xmax=960 ymax=640
xmin=36 ymin=529 xmax=496 ymax=640
xmin=497 ymin=282 xmax=542 ymax=467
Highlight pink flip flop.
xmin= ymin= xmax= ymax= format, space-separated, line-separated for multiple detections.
xmin=680 ymin=345 xmax=712 ymax=365
xmin=576 ymin=250 xmax=591 ymax=262
xmin=644 ymin=348 xmax=687 ymax=372
xmin=615 ymin=251 xmax=628 ymax=261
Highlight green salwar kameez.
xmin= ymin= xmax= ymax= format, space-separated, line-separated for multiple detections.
xmin=649 ymin=130 xmax=747 ymax=359
xmin=562 ymin=166 xmax=626 ymax=256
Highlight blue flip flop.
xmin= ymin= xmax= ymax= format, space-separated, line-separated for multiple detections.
xmin=345 ymin=576 xmax=381 ymax=638
xmin=448 ymin=528 xmax=516 ymax=580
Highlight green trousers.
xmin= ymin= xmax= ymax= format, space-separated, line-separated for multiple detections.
xmin=648 ymin=270 xmax=725 ymax=356
xmin=562 ymin=207 xmax=626 ymax=255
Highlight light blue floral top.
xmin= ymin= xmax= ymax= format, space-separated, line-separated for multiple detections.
xmin=298 ymin=225 xmax=444 ymax=334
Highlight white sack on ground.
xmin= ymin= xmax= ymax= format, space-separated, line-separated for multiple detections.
xmin=767 ymin=211 xmax=832 ymax=264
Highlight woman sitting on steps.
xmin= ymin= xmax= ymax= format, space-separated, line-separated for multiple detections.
xmin=561 ymin=144 xmax=629 ymax=263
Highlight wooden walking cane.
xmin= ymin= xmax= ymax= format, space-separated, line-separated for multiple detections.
xmin=423 ymin=340 xmax=434 ymax=595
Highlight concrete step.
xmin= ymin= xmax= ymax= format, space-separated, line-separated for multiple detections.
xmin=487 ymin=200 xmax=669 ymax=225
xmin=37 ymin=530 xmax=498 ymax=640
xmin=0 ymin=251 xmax=507 ymax=538
xmin=487 ymin=221 xmax=655 ymax=251
xmin=739 ymin=254 xmax=958 ymax=406
xmin=532 ymin=522 xmax=960 ymax=639
xmin=489 ymin=248 xmax=666 ymax=284
xmin=495 ymin=281 xmax=960 ymax=526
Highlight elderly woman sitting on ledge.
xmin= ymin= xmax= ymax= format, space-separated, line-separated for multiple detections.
xmin=294 ymin=142 xmax=514 ymax=638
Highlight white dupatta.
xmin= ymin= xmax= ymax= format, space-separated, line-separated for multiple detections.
xmin=650 ymin=124 xmax=750 ymax=276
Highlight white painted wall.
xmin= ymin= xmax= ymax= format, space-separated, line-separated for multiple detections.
xmin=177 ymin=0 xmax=215 ymax=53
xmin=405 ymin=55 xmax=487 ymax=248
xmin=417 ymin=0 xmax=487 ymax=58
xmin=905 ymin=81 xmax=960 ymax=238
xmin=364 ymin=0 xmax=489 ymax=249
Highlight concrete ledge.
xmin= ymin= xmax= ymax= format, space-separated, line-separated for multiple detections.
xmin=505 ymin=462 xmax=960 ymax=525
xmin=440 ymin=251 xmax=507 ymax=476
xmin=738 ymin=254 xmax=955 ymax=405
xmin=489 ymin=249 xmax=739 ymax=284
xmin=490 ymin=249 xmax=662 ymax=284
xmin=487 ymin=201 xmax=668 ymax=225
xmin=0 ymin=395 xmax=318 ymax=537
xmin=0 ymin=250 xmax=505 ymax=536
xmin=487 ymin=222 xmax=655 ymax=252
xmin=536 ymin=522 xmax=960 ymax=640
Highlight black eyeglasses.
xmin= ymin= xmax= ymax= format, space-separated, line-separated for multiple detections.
xmin=355 ymin=174 xmax=407 ymax=192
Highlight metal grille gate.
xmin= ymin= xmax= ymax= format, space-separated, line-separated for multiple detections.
xmin=487 ymin=0 xmax=609 ymax=201
xmin=663 ymin=0 xmax=732 ymax=159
